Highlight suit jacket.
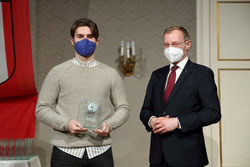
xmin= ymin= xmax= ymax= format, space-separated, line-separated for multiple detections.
xmin=140 ymin=60 xmax=221 ymax=167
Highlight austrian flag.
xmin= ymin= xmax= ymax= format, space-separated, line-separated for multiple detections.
xmin=0 ymin=0 xmax=38 ymax=139
xmin=0 ymin=1 xmax=15 ymax=85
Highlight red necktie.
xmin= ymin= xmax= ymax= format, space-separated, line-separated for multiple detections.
xmin=164 ymin=66 xmax=179 ymax=103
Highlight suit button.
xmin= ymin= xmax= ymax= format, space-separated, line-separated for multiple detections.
xmin=163 ymin=112 xmax=166 ymax=115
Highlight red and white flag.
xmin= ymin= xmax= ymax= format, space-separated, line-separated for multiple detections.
xmin=0 ymin=0 xmax=37 ymax=139
xmin=0 ymin=1 xmax=15 ymax=85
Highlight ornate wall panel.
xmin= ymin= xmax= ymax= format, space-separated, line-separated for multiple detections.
xmin=218 ymin=69 xmax=250 ymax=166
xmin=198 ymin=1 xmax=250 ymax=167
xmin=217 ymin=2 xmax=250 ymax=61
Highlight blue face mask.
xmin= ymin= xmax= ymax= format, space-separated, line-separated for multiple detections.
xmin=74 ymin=38 xmax=96 ymax=57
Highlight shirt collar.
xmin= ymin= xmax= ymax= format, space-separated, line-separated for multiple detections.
xmin=72 ymin=57 xmax=99 ymax=68
xmin=170 ymin=56 xmax=188 ymax=70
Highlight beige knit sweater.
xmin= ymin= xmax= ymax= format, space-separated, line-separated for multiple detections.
xmin=35 ymin=60 xmax=129 ymax=147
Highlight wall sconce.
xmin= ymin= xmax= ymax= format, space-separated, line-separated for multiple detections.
xmin=120 ymin=40 xmax=136 ymax=76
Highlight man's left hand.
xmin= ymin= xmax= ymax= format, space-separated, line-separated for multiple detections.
xmin=153 ymin=116 xmax=178 ymax=134
xmin=92 ymin=122 xmax=110 ymax=136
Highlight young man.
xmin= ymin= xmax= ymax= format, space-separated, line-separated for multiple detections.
xmin=140 ymin=26 xmax=221 ymax=167
xmin=36 ymin=18 xmax=130 ymax=167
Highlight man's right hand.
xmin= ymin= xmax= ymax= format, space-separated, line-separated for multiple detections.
xmin=150 ymin=117 xmax=158 ymax=129
xmin=68 ymin=120 xmax=88 ymax=134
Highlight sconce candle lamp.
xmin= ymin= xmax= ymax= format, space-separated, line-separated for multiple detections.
xmin=120 ymin=40 xmax=136 ymax=76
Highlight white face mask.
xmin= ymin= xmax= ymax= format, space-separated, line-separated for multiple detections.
xmin=164 ymin=47 xmax=184 ymax=63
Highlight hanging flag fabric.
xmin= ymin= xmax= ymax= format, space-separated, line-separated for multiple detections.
xmin=0 ymin=1 xmax=15 ymax=86
xmin=0 ymin=0 xmax=37 ymax=139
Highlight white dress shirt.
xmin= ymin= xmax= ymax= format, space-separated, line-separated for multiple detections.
xmin=148 ymin=56 xmax=189 ymax=128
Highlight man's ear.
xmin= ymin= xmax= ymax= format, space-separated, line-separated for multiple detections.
xmin=95 ymin=39 xmax=100 ymax=46
xmin=186 ymin=40 xmax=191 ymax=51
xmin=70 ymin=37 xmax=75 ymax=46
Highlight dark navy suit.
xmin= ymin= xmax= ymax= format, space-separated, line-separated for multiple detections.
xmin=140 ymin=60 xmax=221 ymax=167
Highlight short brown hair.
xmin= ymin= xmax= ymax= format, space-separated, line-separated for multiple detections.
xmin=70 ymin=18 xmax=99 ymax=40
xmin=163 ymin=26 xmax=190 ymax=41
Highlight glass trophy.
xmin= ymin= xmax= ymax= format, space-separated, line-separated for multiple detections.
xmin=78 ymin=100 xmax=101 ymax=130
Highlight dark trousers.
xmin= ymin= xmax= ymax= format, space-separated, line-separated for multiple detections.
xmin=150 ymin=162 xmax=167 ymax=167
xmin=51 ymin=146 xmax=114 ymax=167
xmin=150 ymin=154 xmax=204 ymax=167
xmin=150 ymin=163 xmax=204 ymax=167
xmin=150 ymin=153 xmax=167 ymax=167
